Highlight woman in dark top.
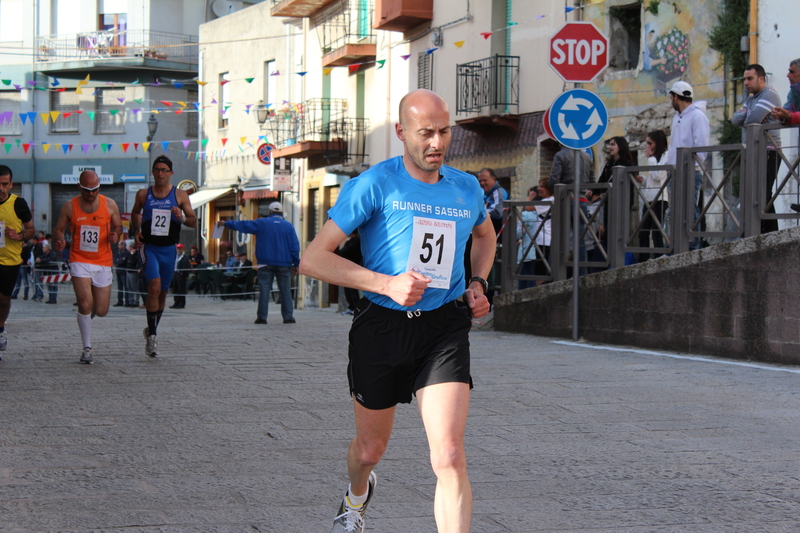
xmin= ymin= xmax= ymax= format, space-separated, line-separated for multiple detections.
xmin=597 ymin=136 xmax=635 ymax=258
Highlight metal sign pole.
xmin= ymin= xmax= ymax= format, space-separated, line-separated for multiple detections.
xmin=573 ymin=148 xmax=580 ymax=341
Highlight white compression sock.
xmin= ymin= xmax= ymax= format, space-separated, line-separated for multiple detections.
xmin=77 ymin=313 xmax=92 ymax=349
xmin=346 ymin=484 xmax=369 ymax=508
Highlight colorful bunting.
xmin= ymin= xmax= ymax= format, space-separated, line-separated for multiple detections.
xmin=454 ymin=41 xmax=465 ymax=48
xmin=480 ymin=32 xmax=492 ymax=39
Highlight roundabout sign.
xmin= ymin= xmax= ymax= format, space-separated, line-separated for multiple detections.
xmin=547 ymin=89 xmax=608 ymax=150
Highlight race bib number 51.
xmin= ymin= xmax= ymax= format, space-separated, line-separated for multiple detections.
xmin=405 ymin=216 xmax=456 ymax=290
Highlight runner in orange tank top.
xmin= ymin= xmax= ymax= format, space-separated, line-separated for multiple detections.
xmin=54 ymin=170 xmax=122 ymax=364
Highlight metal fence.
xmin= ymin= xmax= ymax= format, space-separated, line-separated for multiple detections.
xmin=35 ymin=30 xmax=199 ymax=63
xmin=313 ymin=0 xmax=376 ymax=55
xmin=456 ymin=55 xmax=520 ymax=115
xmin=500 ymin=123 xmax=800 ymax=292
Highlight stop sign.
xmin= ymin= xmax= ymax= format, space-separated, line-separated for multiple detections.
xmin=549 ymin=21 xmax=609 ymax=83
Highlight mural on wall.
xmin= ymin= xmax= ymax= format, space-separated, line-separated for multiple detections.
xmin=643 ymin=22 xmax=690 ymax=84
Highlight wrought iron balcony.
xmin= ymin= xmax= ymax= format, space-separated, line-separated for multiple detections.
xmin=456 ymin=55 xmax=520 ymax=116
xmin=315 ymin=0 xmax=377 ymax=67
xmin=35 ymin=30 xmax=198 ymax=65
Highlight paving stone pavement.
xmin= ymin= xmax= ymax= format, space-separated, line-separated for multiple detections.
xmin=1 ymin=294 xmax=799 ymax=532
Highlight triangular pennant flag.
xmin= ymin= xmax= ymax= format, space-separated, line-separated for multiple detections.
xmin=134 ymin=98 xmax=143 ymax=104
xmin=54 ymin=144 xmax=61 ymax=151
xmin=13 ymin=85 xmax=22 ymax=90
xmin=83 ymin=74 xmax=91 ymax=82
xmin=508 ymin=21 xmax=518 ymax=26
xmin=0 ymin=137 xmax=4 ymax=143
xmin=142 ymin=142 xmax=150 ymax=152
xmin=238 ymin=145 xmax=244 ymax=153
xmin=87 ymin=112 xmax=95 ymax=121
xmin=55 ymin=87 xmax=66 ymax=92
xmin=193 ymin=103 xmax=200 ymax=110
xmin=101 ymin=144 xmax=108 ymax=153
xmin=270 ymin=71 xmax=280 ymax=76
xmin=109 ymin=109 xmax=119 ymax=116
xmin=132 ymin=109 xmax=140 ymax=115
xmin=426 ymin=47 xmax=438 ymax=55
xmin=221 ymin=138 xmax=228 ymax=147
xmin=42 ymin=143 xmax=50 ymax=153
xmin=131 ymin=78 xmax=140 ymax=85
xmin=40 ymin=113 xmax=49 ymax=125
xmin=1 ymin=80 xmax=10 ymax=86
xmin=27 ymin=112 xmax=36 ymax=123
xmin=211 ymin=97 xmax=217 ymax=104
xmin=81 ymin=144 xmax=89 ymax=154
xmin=51 ymin=77 xmax=60 ymax=87
xmin=20 ymin=113 xmax=27 ymax=125
xmin=23 ymin=144 xmax=30 ymax=153
xmin=152 ymin=78 xmax=161 ymax=86
xmin=220 ymin=79 xmax=229 ymax=86
xmin=323 ymin=68 xmax=333 ymax=76
xmin=63 ymin=112 xmax=72 ymax=118
xmin=159 ymin=101 xmax=173 ymax=106
xmin=454 ymin=41 xmax=465 ymax=48
xmin=480 ymin=32 xmax=492 ymax=39
xmin=197 ymin=80 xmax=207 ymax=86
xmin=173 ymin=82 xmax=184 ymax=89
xmin=4 ymin=144 xmax=11 ymax=154
xmin=62 ymin=144 xmax=69 ymax=154
xmin=161 ymin=141 xmax=169 ymax=151
xmin=27 ymin=81 xmax=37 ymax=86
xmin=75 ymin=86 xmax=83 ymax=95
xmin=134 ymin=143 xmax=139 ymax=151
xmin=49 ymin=111 xmax=60 ymax=122
xmin=297 ymin=71 xmax=308 ymax=76
xmin=68 ymin=144 xmax=73 ymax=152
xmin=400 ymin=54 xmax=411 ymax=60
xmin=239 ymin=137 xmax=247 ymax=145
xmin=182 ymin=140 xmax=190 ymax=149
xmin=565 ymin=6 xmax=577 ymax=13
xmin=245 ymin=78 xmax=255 ymax=83
xmin=121 ymin=143 xmax=130 ymax=152
xmin=177 ymin=101 xmax=187 ymax=108
xmin=175 ymin=109 xmax=183 ymax=114
xmin=376 ymin=60 xmax=386 ymax=69
xmin=201 ymin=139 xmax=209 ymax=147
xmin=349 ymin=64 xmax=360 ymax=74
xmin=117 ymin=97 xmax=125 ymax=103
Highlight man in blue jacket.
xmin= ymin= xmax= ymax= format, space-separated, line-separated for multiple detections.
xmin=218 ymin=201 xmax=300 ymax=324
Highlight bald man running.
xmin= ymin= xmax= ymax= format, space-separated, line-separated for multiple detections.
xmin=54 ymin=170 xmax=122 ymax=364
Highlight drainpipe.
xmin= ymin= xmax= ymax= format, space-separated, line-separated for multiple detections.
xmin=31 ymin=0 xmax=38 ymax=225
xmin=749 ymin=0 xmax=758 ymax=64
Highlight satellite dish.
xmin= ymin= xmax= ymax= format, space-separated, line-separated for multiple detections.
xmin=211 ymin=0 xmax=238 ymax=17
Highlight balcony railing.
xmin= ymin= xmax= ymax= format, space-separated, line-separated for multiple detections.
xmin=35 ymin=30 xmax=198 ymax=64
xmin=456 ymin=55 xmax=520 ymax=115
xmin=270 ymin=0 xmax=338 ymax=18
xmin=314 ymin=0 xmax=376 ymax=57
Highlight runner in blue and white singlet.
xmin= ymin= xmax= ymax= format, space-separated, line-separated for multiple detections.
xmin=329 ymin=156 xmax=486 ymax=311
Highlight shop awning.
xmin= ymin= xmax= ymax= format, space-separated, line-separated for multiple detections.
xmin=189 ymin=187 xmax=232 ymax=209
xmin=242 ymin=187 xmax=278 ymax=200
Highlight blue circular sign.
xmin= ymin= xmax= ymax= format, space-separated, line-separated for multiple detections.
xmin=547 ymin=89 xmax=608 ymax=150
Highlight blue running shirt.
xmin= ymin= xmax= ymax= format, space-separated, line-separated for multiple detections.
xmin=328 ymin=156 xmax=486 ymax=311
xmin=141 ymin=186 xmax=181 ymax=246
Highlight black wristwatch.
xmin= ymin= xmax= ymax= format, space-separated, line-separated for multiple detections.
xmin=468 ymin=276 xmax=488 ymax=294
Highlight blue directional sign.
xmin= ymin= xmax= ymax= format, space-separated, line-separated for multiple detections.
xmin=547 ymin=89 xmax=608 ymax=150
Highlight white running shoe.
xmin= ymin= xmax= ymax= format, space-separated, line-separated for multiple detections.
xmin=331 ymin=471 xmax=377 ymax=533
xmin=143 ymin=327 xmax=158 ymax=357
xmin=80 ymin=347 xmax=94 ymax=365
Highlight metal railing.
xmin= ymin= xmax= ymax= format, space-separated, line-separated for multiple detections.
xmin=35 ymin=30 xmax=198 ymax=63
xmin=500 ymin=123 xmax=800 ymax=292
xmin=456 ymin=55 xmax=520 ymax=115
xmin=314 ymin=0 xmax=376 ymax=55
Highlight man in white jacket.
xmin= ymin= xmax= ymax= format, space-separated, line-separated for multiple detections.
xmin=665 ymin=80 xmax=709 ymax=249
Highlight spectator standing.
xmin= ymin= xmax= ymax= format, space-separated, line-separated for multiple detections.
xmin=534 ymin=179 xmax=555 ymax=280
xmin=30 ymin=235 xmax=44 ymax=302
xmin=53 ymin=170 xmax=123 ymax=363
xmin=477 ymin=168 xmax=508 ymax=237
xmin=664 ymin=80 xmax=710 ymax=248
xmin=113 ymin=241 xmax=129 ymax=307
xmin=635 ymin=130 xmax=670 ymax=261
xmin=300 ymin=89 xmax=494 ymax=533
xmin=11 ymin=238 xmax=33 ymax=300
xmin=125 ymin=242 xmax=141 ymax=307
xmin=598 ymin=136 xmax=634 ymax=255
xmin=37 ymin=243 xmax=59 ymax=304
xmin=169 ymin=243 xmax=190 ymax=309
xmin=783 ymin=58 xmax=800 ymax=112
xmin=0 ymin=165 xmax=35 ymax=354
xmin=218 ymin=202 xmax=300 ymax=325
xmin=732 ymin=64 xmax=782 ymax=234
xmin=516 ymin=187 xmax=539 ymax=290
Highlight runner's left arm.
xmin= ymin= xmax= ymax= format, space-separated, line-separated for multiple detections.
xmin=106 ymin=198 xmax=123 ymax=244
xmin=464 ymin=216 xmax=496 ymax=319
xmin=173 ymin=189 xmax=197 ymax=228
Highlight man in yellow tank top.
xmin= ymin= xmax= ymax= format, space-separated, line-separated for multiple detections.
xmin=0 ymin=165 xmax=35 ymax=356
xmin=54 ymin=170 xmax=122 ymax=364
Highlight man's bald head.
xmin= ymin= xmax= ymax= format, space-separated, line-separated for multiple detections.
xmin=398 ymin=89 xmax=449 ymax=129
xmin=79 ymin=170 xmax=99 ymax=189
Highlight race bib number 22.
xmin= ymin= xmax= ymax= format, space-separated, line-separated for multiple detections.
xmin=405 ymin=216 xmax=456 ymax=290
xmin=151 ymin=208 xmax=170 ymax=236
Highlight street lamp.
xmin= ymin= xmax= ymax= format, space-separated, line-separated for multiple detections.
xmin=255 ymin=100 xmax=269 ymax=125
xmin=146 ymin=114 xmax=158 ymax=186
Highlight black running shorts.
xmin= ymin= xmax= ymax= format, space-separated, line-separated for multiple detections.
xmin=0 ymin=264 xmax=21 ymax=297
xmin=347 ymin=297 xmax=473 ymax=410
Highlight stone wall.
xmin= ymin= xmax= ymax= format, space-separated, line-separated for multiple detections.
xmin=494 ymin=227 xmax=800 ymax=365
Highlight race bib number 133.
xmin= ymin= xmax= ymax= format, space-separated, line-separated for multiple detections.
xmin=405 ymin=216 xmax=456 ymax=290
